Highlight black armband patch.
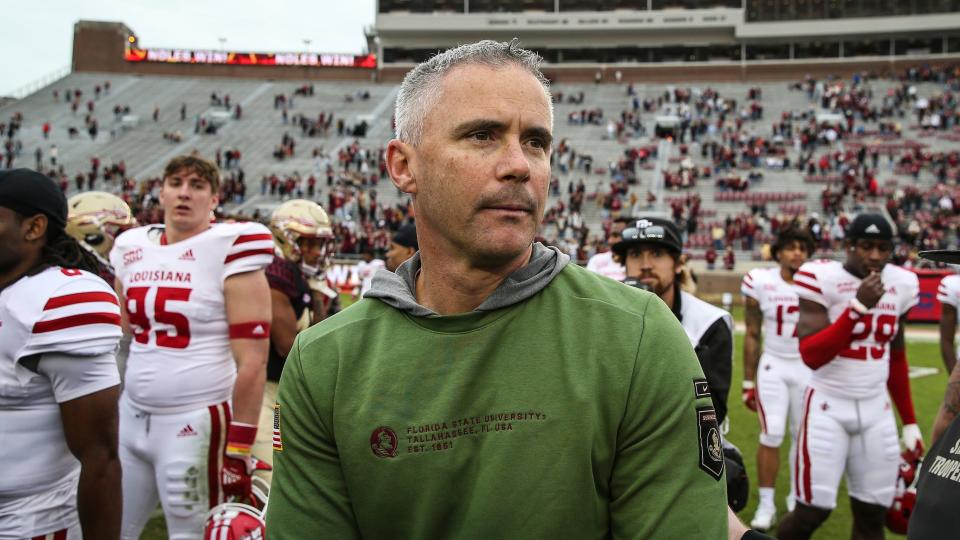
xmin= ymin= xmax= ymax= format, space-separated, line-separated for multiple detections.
xmin=693 ymin=378 xmax=711 ymax=399
xmin=697 ymin=406 xmax=724 ymax=481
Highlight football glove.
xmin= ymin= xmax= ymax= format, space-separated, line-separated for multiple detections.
xmin=742 ymin=380 xmax=757 ymax=412
xmin=900 ymin=423 xmax=924 ymax=455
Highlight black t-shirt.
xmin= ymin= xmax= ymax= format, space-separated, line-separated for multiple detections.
xmin=908 ymin=414 xmax=960 ymax=539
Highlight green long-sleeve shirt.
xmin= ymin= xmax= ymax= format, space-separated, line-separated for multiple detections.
xmin=266 ymin=263 xmax=727 ymax=538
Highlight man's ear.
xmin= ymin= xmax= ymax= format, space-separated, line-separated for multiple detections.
xmin=386 ymin=139 xmax=417 ymax=195
xmin=24 ymin=214 xmax=48 ymax=242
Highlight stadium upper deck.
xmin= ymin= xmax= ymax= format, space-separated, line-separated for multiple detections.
xmin=374 ymin=0 xmax=960 ymax=74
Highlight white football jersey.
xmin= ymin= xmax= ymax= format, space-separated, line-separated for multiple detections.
xmin=110 ymin=222 xmax=273 ymax=414
xmin=937 ymin=274 xmax=960 ymax=309
xmin=793 ymin=260 xmax=918 ymax=399
xmin=585 ymin=251 xmax=625 ymax=282
xmin=0 ymin=267 xmax=121 ymax=498
xmin=742 ymin=267 xmax=801 ymax=360
xmin=356 ymin=258 xmax=385 ymax=297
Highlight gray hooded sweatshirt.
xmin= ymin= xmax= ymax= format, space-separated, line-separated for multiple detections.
xmin=364 ymin=242 xmax=570 ymax=316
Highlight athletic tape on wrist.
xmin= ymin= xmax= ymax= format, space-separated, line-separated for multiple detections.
xmin=228 ymin=321 xmax=271 ymax=339
xmin=226 ymin=422 xmax=257 ymax=456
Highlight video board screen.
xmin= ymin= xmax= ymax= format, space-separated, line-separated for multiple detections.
xmin=124 ymin=47 xmax=376 ymax=69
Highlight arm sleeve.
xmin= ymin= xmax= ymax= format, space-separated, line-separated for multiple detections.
xmin=695 ymin=318 xmax=734 ymax=425
xmin=793 ymin=267 xmax=827 ymax=307
xmin=887 ymin=347 xmax=917 ymax=425
xmin=224 ymin=223 xmax=275 ymax=279
xmin=741 ymin=270 xmax=759 ymax=301
xmin=609 ymin=296 xmax=727 ymax=539
xmin=264 ymin=335 xmax=360 ymax=540
xmin=34 ymin=351 xmax=120 ymax=403
xmin=798 ymin=308 xmax=860 ymax=369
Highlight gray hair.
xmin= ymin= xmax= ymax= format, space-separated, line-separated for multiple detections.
xmin=394 ymin=39 xmax=553 ymax=146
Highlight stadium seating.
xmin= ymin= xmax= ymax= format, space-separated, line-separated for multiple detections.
xmin=1 ymin=67 xmax=958 ymax=268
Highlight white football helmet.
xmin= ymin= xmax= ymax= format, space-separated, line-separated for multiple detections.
xmin=251 ymin=475 xmax=270 ymax=513
xmin=204 ymin=502 xmax=264 ymax=540
xmin=269 ymin=199 xmax=335 ymax=277
xmin=66 ymin=191 xmax=136 ymax=264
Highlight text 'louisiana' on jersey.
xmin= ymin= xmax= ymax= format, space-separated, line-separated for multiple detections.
xmin=109 ymin=222 xmax=274 ymax=414
xmin=0 ymin=267 xmax=121 ymax=498
xmin=741 ymin=267 xmax=801 ymax=360
xmin=792 ymin=260 xmax=919 ymax=399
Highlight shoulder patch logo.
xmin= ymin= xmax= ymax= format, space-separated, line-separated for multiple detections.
xmin=272 ymin=403 xmax=283 ymax=452
xmin=697 ymin=407 xmax=724 ymax=481
xmin=693 ymin=378 xmax=711 ymax=399
xmin=370 ymin=426 xmax=399 ymax=458
xmin=123 ymin=248 xmax=143 ymax=266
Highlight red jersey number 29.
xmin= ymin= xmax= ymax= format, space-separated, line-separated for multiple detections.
xmin=839 ymin=313 xmax=897 ymax=361
xmin=125 ymin=286 xmax=192 ymax=348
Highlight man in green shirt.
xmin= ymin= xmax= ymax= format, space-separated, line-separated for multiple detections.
xmin=265 ymin=39 xmax=728 ymax=539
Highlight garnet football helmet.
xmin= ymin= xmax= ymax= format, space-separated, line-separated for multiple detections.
xmin=66 ymin=191 xmax=136 ymax=264
xmin=269 ymin=199 xmax=335 ymax=277
xmin=204 ymin=502 xmax=264 ymax=540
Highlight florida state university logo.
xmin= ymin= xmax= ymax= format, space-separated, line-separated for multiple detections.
xmin=370 ymin=426 xmax=398 ymax=458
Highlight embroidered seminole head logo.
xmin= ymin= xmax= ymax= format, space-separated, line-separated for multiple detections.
xmin=370 ymin=426 xmax=398 ymax=458
xmin=708 ymin=428 xmax=723 ymax=462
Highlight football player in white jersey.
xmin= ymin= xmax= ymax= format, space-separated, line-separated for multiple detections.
xmin=110 ymin=156 xmax=273 ymax=539
xmin=741 ymin=224 xmax=815 ymax=531
xmin=0 ymin=169 xmax=122 ymax=539
xmin=934 ymin=268 xmax=960 ymax=444
xmin=585 ymin=217 xmax=628 ymax=281
xmin=778 ymin=214 xmax=923 ymax=540
xmin=936 ymin=271 xmax=960 ymax=374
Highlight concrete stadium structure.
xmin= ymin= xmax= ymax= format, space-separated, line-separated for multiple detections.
xmin=1 ymin=5 xmax=957 ymax=288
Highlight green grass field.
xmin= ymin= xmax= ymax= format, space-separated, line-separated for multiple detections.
xmin=141 ymin=308 xmax=948 ymax=539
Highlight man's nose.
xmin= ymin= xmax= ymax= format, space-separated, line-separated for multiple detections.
xmin=496 ymin=137 xmax=532 ymax=182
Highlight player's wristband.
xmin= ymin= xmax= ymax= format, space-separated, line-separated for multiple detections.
xmin=742 ymin=380 xmax=755 ymax=390
xmin=228 ymin=321 xmax=271 ymax=339
xmin=226 ymin=421 xmax=257 ymax=457
xmin=848 ymin=298 xmax=869 ymax=315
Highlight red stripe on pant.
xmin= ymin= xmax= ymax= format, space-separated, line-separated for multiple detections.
xmin=207 ymin=402 xmax=230 ymax=509
xmin=795 ymin=387 xmax=815 ymax=504
xmin=31 ymin=529 xmax=67 ymax=540
xmin=756 ymin=384 xmax=768 ymax=434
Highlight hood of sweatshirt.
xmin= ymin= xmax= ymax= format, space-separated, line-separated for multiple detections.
xmin=364 ymin=242 xmax=570 ymax=317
